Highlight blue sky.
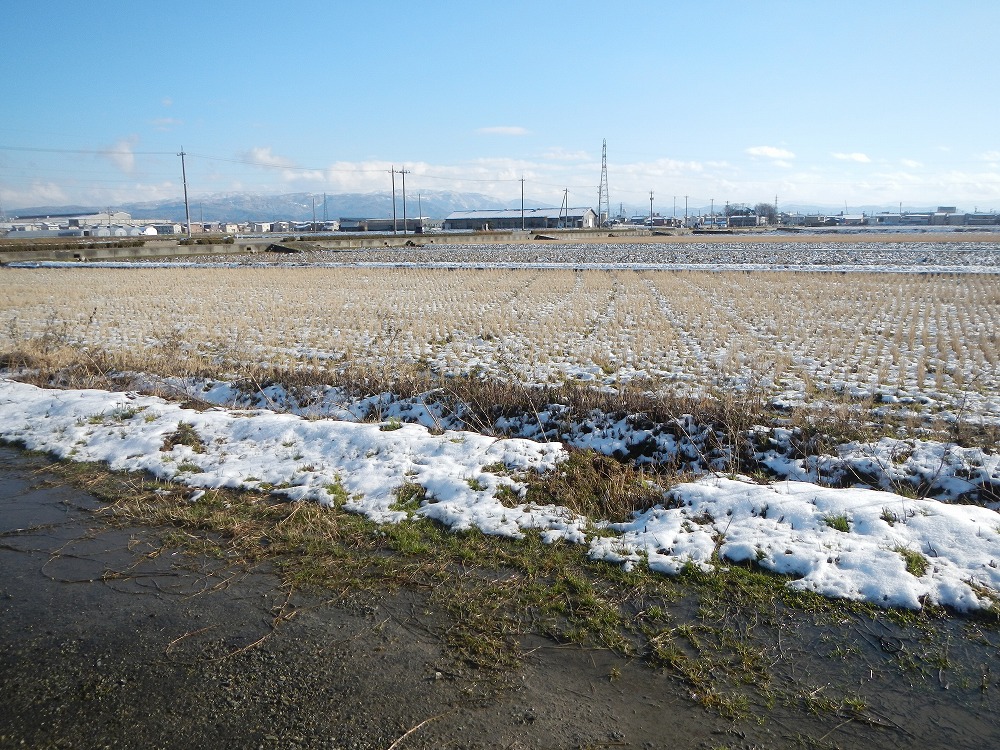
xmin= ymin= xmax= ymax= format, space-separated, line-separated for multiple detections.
xmin=2 ymin=0 xmax=999 ymax=212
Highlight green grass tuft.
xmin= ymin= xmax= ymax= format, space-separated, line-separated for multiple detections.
xmin=895 ymin=545 xmax=930 ymax=577
xmin=823 ymin=514 xmax=850 ymax=533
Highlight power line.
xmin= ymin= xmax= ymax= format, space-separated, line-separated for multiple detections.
xmin=0 ymin=143 xmax=592 ymax=193
xmin=0 ymin=145 xmax=175 ymax=156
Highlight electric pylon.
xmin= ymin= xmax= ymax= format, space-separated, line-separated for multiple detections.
xmin=597 ymin=139 xmax=610 ymax=225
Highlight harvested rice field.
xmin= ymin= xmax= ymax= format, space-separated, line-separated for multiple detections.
xmin=1 ymin=258 xmax=998 ymax=428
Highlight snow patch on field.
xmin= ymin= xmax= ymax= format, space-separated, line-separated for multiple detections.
xmin=2 ymin=378 xmax=998 ymax=612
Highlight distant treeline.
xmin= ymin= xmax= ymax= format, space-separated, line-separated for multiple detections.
xmin=178 ymin=236 xmax=236 ymax=246
xmin=0 ymin=239 xmax=147 ymax=251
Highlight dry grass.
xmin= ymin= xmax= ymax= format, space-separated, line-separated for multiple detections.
xmin=1 ymin=267 xmax=996 ymax=408
xmin=48 ymin=455 xmax=963 ymax=721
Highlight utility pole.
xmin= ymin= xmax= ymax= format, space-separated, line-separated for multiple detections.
xmin=178 ymin=147 xmax=192 ymax=239
xmin=673 ymin=195 xmax=676 ymax=220
xmin=560 ymin=189 xmax=569 ymax=228
xmin=520 ymin=177 xmax=525 ymax=230
xmin=685 ymin=195 xmax=688 ymax=221
xmin=311 ymin=196 xmax=316 ymax=232
xmin=389 ymin=166 xmax=397 ymax=234
xmin=649 ymin=191 xmax=654 ymax=225
xmin=399 ymin=167 xmax=410 ymax=235
xmin=417 ymin=193 xmax=423 ymax=233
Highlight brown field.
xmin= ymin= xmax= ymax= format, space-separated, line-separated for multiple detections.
xmin=1 ymin=265 xmax=997 ymax=416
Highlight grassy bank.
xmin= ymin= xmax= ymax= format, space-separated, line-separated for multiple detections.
xmin=20 ymin=442 xmax=993 ymax=729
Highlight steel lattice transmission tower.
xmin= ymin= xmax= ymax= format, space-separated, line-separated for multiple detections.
xmin=597 ymin=139 xmax=610 ymax=225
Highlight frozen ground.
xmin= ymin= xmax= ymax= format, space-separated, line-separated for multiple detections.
xmin=2 ymin=377 xmax=998 ymax=612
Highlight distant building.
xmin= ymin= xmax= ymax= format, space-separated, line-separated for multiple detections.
xmin=966 ymin=212 xmax=1000 ymax=225
xmin=152 ymin=223 xmax=183 ymax=235
xmin=292 ymin=220 xmax=341 ymax=232
xmin=68 ymin=211 xmax=132 ymax=228
xmin=442 ymin=207 xmax=598 ymax=231
xmin=870 ymin=213 xmax=903 ymax=225
xmin=339 ymin=217 xmax=426 ymax=232
xmin=727 ymin=215 xmax=761 ymax=228
xmin=803 ymin=215 xmax=837 ymax=227
xmin=700 ymin=217 xmax=728 ymax=229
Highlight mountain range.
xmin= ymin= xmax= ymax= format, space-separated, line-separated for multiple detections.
xmin=5 ymin=192 xmax=965 ymax=223
xmin=7 ymin=191 xmax=544 ymax=223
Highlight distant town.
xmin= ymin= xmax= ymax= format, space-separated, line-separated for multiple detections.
xmin=2 ymin=204 xmax=999 ymax=239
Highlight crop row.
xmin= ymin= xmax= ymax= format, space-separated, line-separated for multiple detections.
xmin=1 ymin=267 xmax=997 ymax=408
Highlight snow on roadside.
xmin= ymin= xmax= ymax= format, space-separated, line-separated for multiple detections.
xmin=2 ymin=378 xmax=999 ymax=612
xmin=592 ymin=477 xmax=1000 ymax=610
xmin=759 ymin=430 xmax=1000 ymax=506
xmin=132 ymin=373 xmax=999 ymax=508
xmin=0 ymin=379 xmax=568 ymax=533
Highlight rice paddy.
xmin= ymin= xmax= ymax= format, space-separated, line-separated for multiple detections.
xmin=1 ymin=264 xmax=997 ymax=416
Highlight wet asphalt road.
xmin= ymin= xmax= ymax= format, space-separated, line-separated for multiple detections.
xmin=0 ymin=447 xmax=722 ymax=749
xmin=2 ymin=445 xmax=999 ymax=749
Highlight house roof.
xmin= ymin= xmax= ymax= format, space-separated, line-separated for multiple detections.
xmin=444 ymin=207 xmax=595 ymax=221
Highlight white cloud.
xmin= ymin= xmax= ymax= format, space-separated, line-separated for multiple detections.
xmin=241 ymin=147 xmax=297 ymax=169
xmin=292 ymin=170 xmax=328 ymax=183
xmin=746 ymin=145 xmax=795 ymax=160
xmin=14 ymin=141 xmax=1000 ymax=212
xmin=6 ymin=181 xmax=69 ymax=208
xmin=5 ymin=179 xmax=185 ymax=210
xmin=476 ymin=126 xmax=529 ymax=136
xmin=540 ymin=147 xmax=589 ymax=161
xmin=162 ymin=97 xmax=173 ymax=107
xmin=832 ymin=152 xmax=872 ymax=163
xmin=150 ymin=117 xmax=182 ymax=132
xmin=617 ymin=157 xmax=706 ymax=179
xmin=101 ymin=136 xmax=139 ymax=174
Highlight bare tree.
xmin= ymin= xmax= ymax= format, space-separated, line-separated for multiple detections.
xmin=754 ymin=202 xmax=777 ymax=222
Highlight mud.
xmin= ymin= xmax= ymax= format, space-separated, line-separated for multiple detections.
xmin=1 ymin=445 xmax=998 ymax=749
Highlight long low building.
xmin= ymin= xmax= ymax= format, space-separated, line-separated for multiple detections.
xmin=339 ymin=217 xmax=425 ymax=232
xmin=443 ymin=207 xmax=598 ymax=231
